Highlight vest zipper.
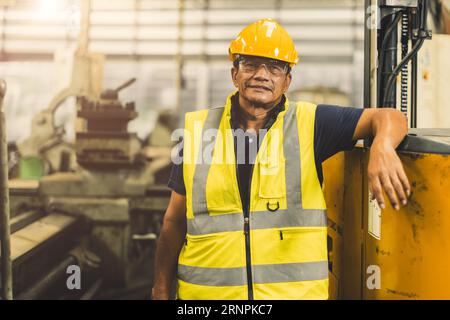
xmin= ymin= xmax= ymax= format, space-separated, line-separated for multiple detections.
xmin=236 ymin=163 xmax=254 ymax=300
xmin=233 ymin=107 xmax=285 ymax=300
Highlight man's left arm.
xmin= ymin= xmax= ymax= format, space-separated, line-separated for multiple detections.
xmin=353 ymin=108 xmax=410 ymax=210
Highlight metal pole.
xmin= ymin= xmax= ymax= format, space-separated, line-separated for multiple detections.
xmin=363 ymin=0 xmax=377 ymax=148
xmin=410 ymin=50 xmax=417 ymax=128
xmin=77 ymin=0 xmax=91 ymax=55
xmin=175 ymin=0 xmax=184 ymax=115
xmin=0 ymin=79 xmax=13 ymax=300
xmin=196 ymin=0 xmax=209 ymax=109
xmin=364 ymin=0 xmax=378 ymax=110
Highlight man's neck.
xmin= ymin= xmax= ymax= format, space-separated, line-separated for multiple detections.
xmin=237 ymin=94 xmax=282 ymax=132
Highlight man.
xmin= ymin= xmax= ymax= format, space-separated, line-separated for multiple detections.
xmin=152 ymin=18 xmax=410 ymax=300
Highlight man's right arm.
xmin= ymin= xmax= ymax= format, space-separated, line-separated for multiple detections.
xmin=151 ymin=190 xmax=187 ymax=300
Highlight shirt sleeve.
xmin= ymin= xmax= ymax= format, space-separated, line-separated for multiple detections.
xmin=314 ymin=104 xmax=364 ymax=164
xmin=167 ymin=140 xmax=186 ymax=196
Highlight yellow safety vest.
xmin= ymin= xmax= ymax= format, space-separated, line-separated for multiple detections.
xmin=178 ymin=92 xmax=328 ymax=300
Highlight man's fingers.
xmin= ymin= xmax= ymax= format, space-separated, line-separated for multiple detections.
xmin=391 ymin=173 xmax=407 ymax=206
xmin=370 ymin=176 xmax=385 ymax=209
xmin=380 ymin=174 xmax=400 ymax=210
xmin=397 ymin=167 xmax=411 ymax=197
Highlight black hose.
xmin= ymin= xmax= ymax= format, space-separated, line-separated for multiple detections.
xmin=382 ymin=0 xmax=429 ymax=107
xmin=421 ymin=0 xmax=429 ymax=28
xmin=377 ymin=12 xmax=403 ymax=105
xmin=378 ymin=12 xmax=403 ymax=75
xmin=382 ymin=38 xmax=425 ymax=107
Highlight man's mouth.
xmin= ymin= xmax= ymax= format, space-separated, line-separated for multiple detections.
xmin=246 ymin=85 xmax=272 ymax=92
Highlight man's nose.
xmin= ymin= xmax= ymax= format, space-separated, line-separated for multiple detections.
xmin=252 ymin=64 xmax=270 ymax=80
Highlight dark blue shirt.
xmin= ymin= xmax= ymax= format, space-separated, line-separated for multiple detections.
xmin=167 ymin=100 xmax=364 ymax=207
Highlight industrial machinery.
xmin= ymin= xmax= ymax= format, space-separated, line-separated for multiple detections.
xmin=0 ymin=0 xmax=174 ymax=300
xmin=323 ymin=0 xmax=450 ymax=299
xmin=1 ymin=75 xmax=174 ymax=300
xmin=1 ymin=75 xmax=173 ymax=299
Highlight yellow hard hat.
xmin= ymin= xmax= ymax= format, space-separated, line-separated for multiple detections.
xmin=229 ymin=18 xmax=299 ymax=66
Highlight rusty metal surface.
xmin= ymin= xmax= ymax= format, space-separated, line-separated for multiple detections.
xmin=323 ymin=152 xmax=346 ymax=300
xmin=323 ymin=152 xmax=346 ymax=227
xmin=327 ymin=145 xmax=450 ymax=299
xmin=323 ymin=149 xmax=367 ymax=300
xmin=342 ymin=149 xmax=366 ymax=299
xmin=363 ymin=151 xmax=450 ymax=299
xmin=322 ymin=150 xmax=369 ymax=300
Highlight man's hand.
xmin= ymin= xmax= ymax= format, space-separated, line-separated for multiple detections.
xmin=368 ymin=140 xmax=410 ymax=210
xmin=353 ymin=108 xmax=410 ymax=210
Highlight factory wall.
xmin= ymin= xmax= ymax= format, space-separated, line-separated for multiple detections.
xmin=0 ymin=0 xmax=365 ymax=143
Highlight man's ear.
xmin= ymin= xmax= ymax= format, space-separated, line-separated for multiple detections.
xmin=231 ymin=67 xmax=239 ymax=88
xmin=283 ymin=73 xmax=292 ymax=93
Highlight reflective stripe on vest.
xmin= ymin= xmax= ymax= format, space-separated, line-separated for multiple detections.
xmin=178 ymin=261 xmax=328 ymax=286
xmin=187 ymin=208 xmax=326 ymax=235
xmin=191 ymin=107 xmax=223 ymax=216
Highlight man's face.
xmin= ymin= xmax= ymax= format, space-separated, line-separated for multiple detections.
xmin=231 ymin=55 xmax=292 ymax=109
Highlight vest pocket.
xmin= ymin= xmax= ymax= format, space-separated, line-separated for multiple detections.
xmin=276 ymin=227 xmax=327 ymax=261
xmin=205 ymin=163 xmax=241 ymax=214
xmin=258 ymin=158 xmax=286 ymax=200
xmin=180 ymin=233 xmax=223 ymax=267
xmin=185 ymin=232 xmax=219 ymax=242
xmin=251 ymin=227 xmax=328 ymax=265
xmin=180 ymin=232 xmax=246 ymax=269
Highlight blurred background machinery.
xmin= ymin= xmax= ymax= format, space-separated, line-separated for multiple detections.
xmin=1 ymin=0 xmax=175 ymax=300
xmin=2 ymin=76 xmax=174 ymax=299
xmin=1 ymin=73 xmax=175 ymax=299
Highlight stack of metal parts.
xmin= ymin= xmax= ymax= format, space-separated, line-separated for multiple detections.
xmin=76 ymin=78 xmax=141 ymax=169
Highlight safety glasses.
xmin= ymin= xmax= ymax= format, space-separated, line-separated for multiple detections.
xmin=238 ymin=56 xmax=289 ymax=76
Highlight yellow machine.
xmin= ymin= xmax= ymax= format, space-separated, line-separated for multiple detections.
xmin=324 ymin=0 xmax=450 ymax=300
xmin=324 ymin=137 xmax=450 ymax=300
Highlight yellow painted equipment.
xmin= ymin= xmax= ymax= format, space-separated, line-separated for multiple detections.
xmin=323 ymin=131 xmax=450 ymax=299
